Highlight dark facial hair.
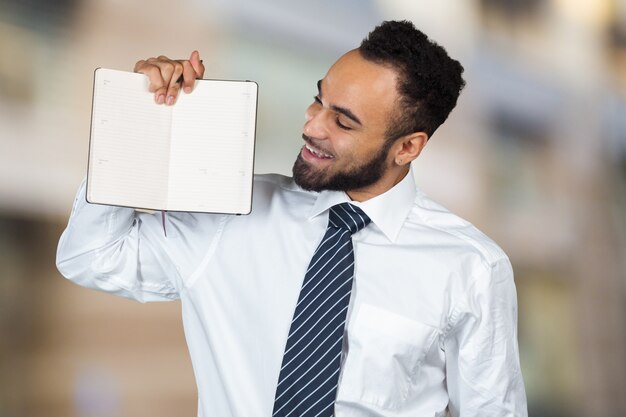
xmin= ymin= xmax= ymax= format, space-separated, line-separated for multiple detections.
xmin=292 ymin=134 xmax=394 ymax=192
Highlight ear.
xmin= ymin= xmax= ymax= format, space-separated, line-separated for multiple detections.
xmin=391 ymin=132 xmax=429 ymax=166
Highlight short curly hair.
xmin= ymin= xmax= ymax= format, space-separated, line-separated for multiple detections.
xmin=359 ymin=20 xmax=465 ymax=139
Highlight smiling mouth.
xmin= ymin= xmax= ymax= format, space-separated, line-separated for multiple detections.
xmin=302 ymin=137 xmax=335 ymax=159
xmin=304 ymin=144 xmax=334 ymax=159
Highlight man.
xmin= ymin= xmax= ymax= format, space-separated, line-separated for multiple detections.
xmin=57 ymin=20 xmax=527 ymax=416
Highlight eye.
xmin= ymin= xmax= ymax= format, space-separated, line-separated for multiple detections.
xmin=313 ymin=95 xmax=322 ymax=105
xmin=335 ymin=115 xmax=351 ymax=130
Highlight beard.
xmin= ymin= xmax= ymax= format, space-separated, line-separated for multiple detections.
xmin=292 ymin=134 xmax=394 ymax=192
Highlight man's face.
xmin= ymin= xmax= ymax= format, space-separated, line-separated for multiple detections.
xmin=292 ymin=50 xmax=401 ymax=194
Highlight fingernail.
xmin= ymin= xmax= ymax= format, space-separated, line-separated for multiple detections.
xmin=184 ymin=86 xmax=191 ymax=93
xmin=157 ymin=94 xmax=165 ymax=104
xmin=167 ymin=95 xmax=174 ymax=105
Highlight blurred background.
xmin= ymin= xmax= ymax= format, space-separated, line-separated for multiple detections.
xmin=1 ymin=0 xmax=625 ymax=416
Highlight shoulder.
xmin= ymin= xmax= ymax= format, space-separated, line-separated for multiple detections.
xmin=250 ymin=173 xmax=318 ymax=212
xmin=406 ymin=188 xmax=509 ymax=270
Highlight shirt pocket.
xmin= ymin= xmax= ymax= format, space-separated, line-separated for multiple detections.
xmin=338 ymin=303 xmax=439 ymax=410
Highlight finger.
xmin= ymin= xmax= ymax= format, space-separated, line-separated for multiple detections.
xmin=189 ymin=50 xmax=205 ymax=78
xmin=166 ymin=82 xmax=181 ymax=105
xmin=135 ymin=60 xmax=167 ymax=104
xmin=165 ymin=63 xmax=184 ymax=105
xmin=155 ymin=56 xmax=179 ymax=84
xmin=133 ymin=59 xmax=146 ymax=73
xmin=181 ymin=61 xmax=197 ymax=93
xmin=151 ymin=57 xmax=183 ymax=104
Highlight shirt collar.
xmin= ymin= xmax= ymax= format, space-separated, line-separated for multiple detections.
xmin=307 ymin=167 xmax=417 ymax=243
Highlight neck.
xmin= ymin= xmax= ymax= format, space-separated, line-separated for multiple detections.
xmin=346 ymin=166 xmax=410 ymax=202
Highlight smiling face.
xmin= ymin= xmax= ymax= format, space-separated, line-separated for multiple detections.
xmin=292 ymin=50 xmax=408 ymax=200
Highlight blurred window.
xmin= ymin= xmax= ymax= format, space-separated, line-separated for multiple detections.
xmin=479 ymin=0 xmax=546 ymax=20
xmin=609 ymin=0 xmax=626 ymax=49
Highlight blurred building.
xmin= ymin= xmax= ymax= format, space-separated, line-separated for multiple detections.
xmin=0 ymin=0 xmax=625 ymax=416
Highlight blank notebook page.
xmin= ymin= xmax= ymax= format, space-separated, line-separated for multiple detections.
xmin=87 ymin=68 xmax=257 ymax=213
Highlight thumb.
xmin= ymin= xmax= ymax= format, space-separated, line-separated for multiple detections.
xmin=189 ymin=50 xmax=204 ymax=77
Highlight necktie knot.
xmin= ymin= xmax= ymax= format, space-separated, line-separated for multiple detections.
xmin=328 ymin=203 xmax=371 ymax=235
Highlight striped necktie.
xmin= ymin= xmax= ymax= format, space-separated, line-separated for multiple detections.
xmin=272 ymin=203 xmax=371 ymax=417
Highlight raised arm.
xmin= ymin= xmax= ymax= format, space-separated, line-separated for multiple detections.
xmin=57 ymin=180 xmax=182 ymax=301
xmin=57 ymin=52 xmax=218 ymax=302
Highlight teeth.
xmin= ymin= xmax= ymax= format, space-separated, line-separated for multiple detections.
xmin=306 ymin=144 xmax=333 ymax=159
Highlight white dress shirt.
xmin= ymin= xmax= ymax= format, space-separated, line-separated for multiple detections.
xmin=57 ymin=170 xmax=528 ymax=417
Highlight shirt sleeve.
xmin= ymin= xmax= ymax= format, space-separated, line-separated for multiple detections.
xmin=56 ymin=179 xmax=224 ymax=302
xmin=444 ymin=257 xmax=528 ymax=417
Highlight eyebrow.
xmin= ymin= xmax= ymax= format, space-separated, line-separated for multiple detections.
xmin=317 ymin=79 xmax=363 ymax=126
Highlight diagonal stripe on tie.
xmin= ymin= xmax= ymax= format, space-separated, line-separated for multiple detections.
xmin=273 ymin=202 xmax=371 ymax=417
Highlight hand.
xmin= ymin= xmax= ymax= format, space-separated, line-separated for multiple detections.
xmin=133 ymin=50 xmax=205 ymax=105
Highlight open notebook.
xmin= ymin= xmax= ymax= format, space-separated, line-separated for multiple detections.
xmin=87 ymin=68 xmax=258 ymax=214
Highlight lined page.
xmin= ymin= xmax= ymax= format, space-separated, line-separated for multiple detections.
xmin=167 ymin=80 xmax=257 ymax=213
xmin=88 ymin=68 xmax=172 ymax=209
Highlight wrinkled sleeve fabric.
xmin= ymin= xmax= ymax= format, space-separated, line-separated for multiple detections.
xmin=56 ymin=179 xmax=221 ymax=303
xmin=444 ymin=257 xmax=528 ymax=417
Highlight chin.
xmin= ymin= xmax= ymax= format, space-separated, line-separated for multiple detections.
xmin=292 ymin=156 xmax=327 ymax=192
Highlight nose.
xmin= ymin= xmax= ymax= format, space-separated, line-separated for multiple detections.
xmin=303 ymin=103 xmax=329 ymax=140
